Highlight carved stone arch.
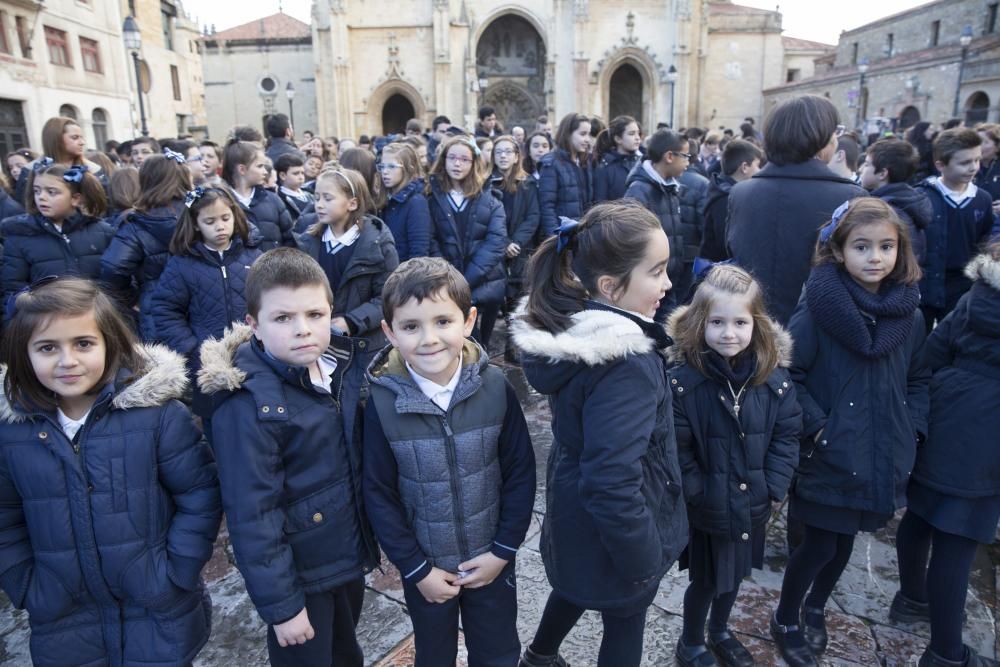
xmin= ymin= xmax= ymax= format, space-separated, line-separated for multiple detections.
xmin=365 ymin=79 xmax=427 ymax=136
xmin=475 ymin=10 xmax=548 ymax=129
xmin=480 ymin=80 xmax=544 ymax=132
xmin=473 ymin=6 xmax=549 ymax=58
xmin=597 ymin=49 xmax=657 ymax=132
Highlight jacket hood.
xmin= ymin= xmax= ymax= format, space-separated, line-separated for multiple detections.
xmin=598 ymin=150 xmax=641 ymax=168
xmin=965 ymin=251 xmax=1000 ymax=290
xmin=752 ymin=159 xmax=859 ymax=185
xmin=389 ymin=178 xmax=426 ymax=203
xmin=664 ymin=304 xmax=793 ymax=368
xmin=624 ymin=160 xmax=679 ymax=192
xmin=964 ymin=253 xmax=1000 ymax=338
xmin=1 ymin=211 xmax=99 ymax=236
xmin=0 ymin=343 xmax=189 ymax=423
xmin=366 ymin=339 xmax=489 ymax=413
xmin=126 ymin=202 xmax=185 ymax=225
xmin=704 ymin=173 xmax=736 ymax=209
xmin=196 ymin=323 xmax=254 ymax=394
xmin=872 ymin=183 xmax=933 ymax=230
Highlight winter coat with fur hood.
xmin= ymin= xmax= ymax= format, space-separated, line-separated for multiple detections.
xmin=197 ymin=324 xmax=378 ymax=625
xmin=0 ymin=345 xmax=221 ymax=667
xmin=912 ymin=252 xmax=1000 ymax=498
xmin=666 ymin=309 xmax=802 ymax=540
xmin=512 ymin=301 xmax=687 ymax=610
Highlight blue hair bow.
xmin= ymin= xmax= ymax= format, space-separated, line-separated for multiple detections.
xmin=555 ymin=217 xmax=580 ymax=254
xmin=184 ymin=187 xmax=206 ymax=208
xmin=4 ymin=275 xmax=59 ymax=320
xmin=62 ymin=165 xmax=88 ymax=184
xmin=32 ymin=157 xmax=55 ymax=173
xmin=163 ymin=148 xmax=186 ymax=164
xmin=818 ymin=200 xmax=852 ymax=244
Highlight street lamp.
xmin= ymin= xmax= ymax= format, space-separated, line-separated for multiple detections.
xmin=286 ymin=82 xmax=295 ymax=130
xmin=667 ymin=65 xmax=678 ymax=129
xmin=953 ymin=25 xmax=974 ymax=119
xmin=122 ymin=16 xmax=148 ymax=137
xmin=855 ymin=57 xmax=869 ymax=131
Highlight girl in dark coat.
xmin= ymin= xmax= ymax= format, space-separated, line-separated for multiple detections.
xmin=773 ymin=198 xmax=930 ymax=667
xmin=0 ymin=277 xmax=221 ymax=667
xmin=2 ymin=163 xmax=112 ymax=307
xmin=378 ymin=142 xmax=431 ymax=261
xmin=537 ymin=113 xmax=593 ymax=236
xmin=427 ymin=135 xmax=506 ymax=349
xmin=667 ymin=265 xmax=801 ymax=667
xmin=592 ymin=115 xmax=643 ymax=203
xmin=222 ymin=139 xmax=296 ymax=251
xmin=297 ymin=168 xmax=398 ymax=372
xmin=892 ymin=244 xmax=1000 ymax=667
xmin=512 ymin=201 xmax=687 ymax=667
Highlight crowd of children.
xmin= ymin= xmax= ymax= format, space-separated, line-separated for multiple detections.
xmin=0 ymin=97 xmax=997 ymax=667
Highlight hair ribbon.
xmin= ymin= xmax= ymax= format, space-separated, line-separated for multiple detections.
xmin=62 ymin=165 xmax=88 ymax=184
xmin=184 ymin=187 xmax=206 ymax=208
xmin=555 ymin=217 xmax=581 ymax=254
xmin=32 ymin=157 xmax=55 ymax=173
xmin=818 ymin=200 xmax=852 ymax=244
xmin=163 ymin=147 xmax=187 ymax=164
xmin=4 ymin=275 xmax=60 ymax=320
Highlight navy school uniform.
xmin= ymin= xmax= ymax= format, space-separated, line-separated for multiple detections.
xmin=0 ymin=345 xmax=221 ymax=667
xmin=380 ymin=178 xmax=432 ymax=261
xmin=537 ymin=148 xmax=592 ymax=236
xmin=870 ymin=182 xmax=932 ymax=264
xmin=592 ymin=150 xmax=641 ymax=203
xmin=0 ymin=187 xmax=24 ymax=222
xmin=975 ymin=158 xmax=1000 ymax=203
xmin=907 ymin=252 xmax=1000 ymax=543
xmin=277 ymin=186 xmax=315 ymax=221
xmin=666 ymin=310 xmax=801 ymax=593
xmin=490 ymin=173 xmax=540 ymax=299
xmin=788 ymin=263 xmax=930 ymax=534
xmin=237 ymin=186 xmax=296 ymax=251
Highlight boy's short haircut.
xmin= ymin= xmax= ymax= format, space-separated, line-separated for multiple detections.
xmin=933 ymin=127 xmax=982 ymax=164
xmin=836 ymin=134 xmax=861 ymax=171
xmin=763 ymin=95 xmax=839 ymax=166
xmin=645 ymin=129 xmax=687 ymax=163
xmin=866 ymin=138 xmax=918 ymax=183
xmin=382 ymin=257 xmax=473 ymax=325
xmin=721 ymin=139 xmax=764 ymax=176
xmin=245 ymin=248 xmax=333 ymax=318
xmin=274 ymin=152 xmax=305 ymax=175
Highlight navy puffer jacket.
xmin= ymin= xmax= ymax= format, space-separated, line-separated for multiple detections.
xmin=512 ymin=302 xmax=687 ymax=610
xmin=912 ymin=253 xmax=1000 ymax=498
xmin=624 ymin=162 xmax=687 ymax=297
xmin=150 ymin=238 xmax=263 ymax=360
xmin=699 ymin=174 xmax=737 ymax=263
xmin=0 ymin=345 xmax=221 ymax=667
xmin=592 ymin=150 xmax=641 ymax=203
xmin=380 ymin=178 xmax=432 ymax=261
xmin=0 ymin=188 xmax=24 ymax=222
xmin=238 ymin=186 xmax=296 ymax=251
xmin=428 ymin=180 xmax=508 ymax=306
xmin=100 ymin=202 xmax=185 ymax=341
xmin=537 ymin=149 xmax=592 ymax=236
xmin=1 ymin=212 xmax=114 ymax=303
xmin=871 ymin=183 xmax=932 ymax=264
xmin=677 ymin=168 xmax=709 ymax=263
xmin=667 ymin=310 xmax=801 ymax=540
xmin=198 ymin=325 xmax=379 ymax=625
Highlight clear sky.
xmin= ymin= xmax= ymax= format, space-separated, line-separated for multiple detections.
xmin=184 ymin=0 xmax=928 ymax=46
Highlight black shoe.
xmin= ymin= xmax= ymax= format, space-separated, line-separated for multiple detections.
xmin=918 ymin=645 xmax=1000 ymax=666
xmin=801 ymin=606 xmax=828 ymax=656
xmin=707 ymin=631 xmax=755 ymax=667
xmin=519 ymin=647 xmax=570 ymax=667
xmin=889 ymin=591 xmax=930 ymax=624
xmin=675 ymin=639 xmax=719 ymax=667
xmin=769 ymin=614 xmax=818 ymax=667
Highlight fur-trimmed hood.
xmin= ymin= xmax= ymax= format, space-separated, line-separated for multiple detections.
xmin=196 ymin=322 xmax=254 ymax=395
xmin=0 ymin=343 xmax=188 ymax=424
xmin=664 ymin=304 xmax=794 ymax=368
xmin=965 ymin=251 xmax=1000 ymax=290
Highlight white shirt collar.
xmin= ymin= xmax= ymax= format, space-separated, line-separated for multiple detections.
xmin=322 ymin=223 xmax=361 ymax=253
xmin=233 ymin=187 xmax=254 ymax=208
xmin=405 ymin=353 xmax=463 ymax=411
xmin=57 ymin=408 xmax=90 ymax=440
xmin=280 ymin=185 xmax=311 ymax=202
xmin=311 ymin=353 xmax=339 ymax=393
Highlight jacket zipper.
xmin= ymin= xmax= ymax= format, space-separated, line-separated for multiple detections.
xmin=440 ymin=418 xmax=470 ymax=560
xmin=219 ymin=263 xmax=235 ymax=325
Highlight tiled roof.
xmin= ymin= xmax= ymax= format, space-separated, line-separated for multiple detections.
xmin=783 ymin=36 xmax=835 ymax=51
xmin=205 ymin=12 xmax=310 ymax=42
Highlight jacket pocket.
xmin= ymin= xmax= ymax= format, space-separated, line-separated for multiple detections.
xmin=23 ymin=562 xmax=78 ymax=624
xmin=118 ymin=547 xmax=187 ymax=611
xmin=284 ymin=480 xmax=358 ymax=573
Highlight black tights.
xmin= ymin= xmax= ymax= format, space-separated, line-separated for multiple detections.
xmin=775 ymin=524 xmax=855 ymax=625
xmin=896 ymin=510 xmax=980 ymax=662
xmin=681 ymin=581 xmax=739 ymax=644
xmin=529 ymin=591 xmax=648 ymax=667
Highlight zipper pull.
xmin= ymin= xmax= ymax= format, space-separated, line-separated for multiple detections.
xmin=221 ymin=265 xmax=227 ymax=278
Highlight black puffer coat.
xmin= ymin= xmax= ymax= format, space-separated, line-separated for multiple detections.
xmin=871 ymin=182 xmax=932 ymax=264
xmin=537 ymin=149 xmax=592 ymax=236
xmin=592 ymin=150 xmax=641 ymax=203
xmin=238 ymin=186 xmax=296 ymax=251
xmin=491 ymin=174 xmax=540 ymax=296
xmin=624 ymin=162 xmax=687 ymax=300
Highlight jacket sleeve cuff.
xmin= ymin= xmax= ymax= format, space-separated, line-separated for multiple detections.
xmin=167 ymin=554 xmax=206 ymax=591
xmin=401 ymin=560 xmax=432 ymax=584
xmin=490 ymin=541 xmax=518 ymax=561
xmin=257 ymin=590 xmax=307 ymax=626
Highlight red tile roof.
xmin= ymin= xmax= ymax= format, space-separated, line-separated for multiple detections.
xmin=205 ymin=12 xmax=310 ymax=42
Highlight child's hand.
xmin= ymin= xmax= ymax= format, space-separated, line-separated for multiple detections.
xmin=331 ymin=317 xmax=350 ymax=333
xmin=456 ymin=552 xmax=508 ymax=589
xmin=273 ymin=608 xmax=314 ymax=647
xmin=415 ymin=567 xmax=461 ymax=603
xmin=505 ymin=242 xmax=521 ymax=258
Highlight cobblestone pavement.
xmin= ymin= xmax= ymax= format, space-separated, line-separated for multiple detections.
xmin=1 ymin=354 xmax=997 ymax=666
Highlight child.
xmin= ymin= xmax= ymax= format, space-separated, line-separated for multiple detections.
xmin=522 ymin=131 xmax=551 ymax=182
xmin=915 ymin=128 xmax=996 ymax=330
xmin=263 ymin=156 xmax=278 ymax=192
xmin=623 ymin=128 xmax=688 ymax=319
xmin=274 ymin=152 xmax=315 ymax=221
xmin=304 ymin=154 xmax=324 ymax=182
xmin=772 ymin=198 xmax=930 ymax=667
xmin=129 ymin=136 xmax=161 ymax=169
xmin=891 ymin=242 xmax=1000 ymax=667
xmin=537 ymin=113 xmax=592 ymax=236
xmin=667 ymin=264 xmax=801 ymax=666
xmin=199 ymin=140 xmax=223 ymax=187
xmin=221 ymin=139 xmax=296 ymax=251
xmin=859 ymin=138 xmax=932 ymax=263
xmin=297 ymin=168 xmax=398 ymax=371
xmin=14 ymin=118 xmax=103 ymax=206
xmin=0 ymin=277 xmax=221 ymax=666
xmin=511 ymin=201 xmax=688 ymax=667
xmin=378 ymin=142 xmax=431 ymax=261
xmin=198 ymin=248 xmax=378 ymax=667
xmin=427 ymin=135 xmax=507 ymax=349
xmin=592 ymin=115 xmax=643 ymax=203
xmin=150 ymin=187 xmax=263 ymax=415
xmin=105 ymin=165 xmax=140 ymax=227
xmin=363 ymin=256 xmax=536 ymax=666
xmin=165 ymin=140 xmax=207 ymax=187
xmin=698 ymin=140 xmax=762 ymax=263
xmin=2 ymin=163 xmax=112 ymax=305
xmin=490 ymin=135 xmax=540 ymax=361
xmin=100 ymin=154 xmax=192 ymax=341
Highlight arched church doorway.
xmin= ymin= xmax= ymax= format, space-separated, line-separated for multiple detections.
xmin=609 ymin=64 xmax=643 ymax=124
xmin=965 ymin=91 xmax=990 ymax=125
xmin=381 ymin=94 xmax=415 ymax=135
xmin=476 ymin=14 xmax=546 ymax=131
xmin=898 ymin=105 xmax=920 ymax=130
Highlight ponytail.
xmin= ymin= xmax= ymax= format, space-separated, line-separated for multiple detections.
xmin=594 ymin=115 xmax=639 ymax=159
xmin=221 ymin=140 xmax=260 ymax=187
xmin=524 ymin=234 xmax=589 ymax=333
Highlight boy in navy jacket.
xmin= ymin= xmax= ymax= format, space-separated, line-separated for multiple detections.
xmin=363 ymin=257 xmax=536 ymax=667
xmin=198 ymin=248 xmax=378 ymax=667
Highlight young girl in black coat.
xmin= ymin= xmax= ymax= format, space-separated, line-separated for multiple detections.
xmin=222 ymin=140 xmax=295 ymax=250
xmin=512 ymin=201 xmax=687 ymax=667
xmin=892 ymin=243 xmax=1000 ymax=667
xmin=773 ymin=198 xmax=930 ymax=667
xmin=668 ymin=264 xmax=801 ymax=667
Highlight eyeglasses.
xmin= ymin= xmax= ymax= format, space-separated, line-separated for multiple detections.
xmin=446 ymin=155 xmax=474 ymax=165
xmin=670 ymin=151 xmax=692 ymax=160
xmin=835 ymin=124 xmax=846 ymax=137
xmin=378 ymin=162 xmax=402 ymax=171
xmin=494 ymin=149 xmax=517 ymax=157
xmin=131 ymin=148 xmax=154 ymax=156
xmin=186 ymin=155 xmax=204 ymax=163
